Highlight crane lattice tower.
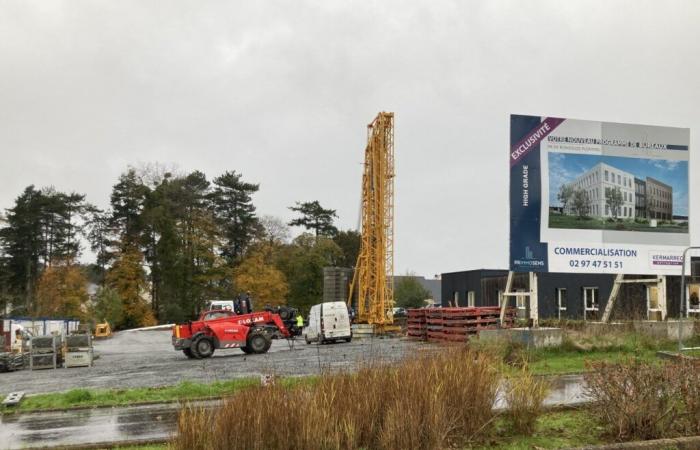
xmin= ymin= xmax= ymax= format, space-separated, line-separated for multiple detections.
xmin=348 ymin=112 xmax=395 ymax=326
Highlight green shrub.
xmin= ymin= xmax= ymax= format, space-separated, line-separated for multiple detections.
xmin=64 ymin=389 xmax=93 ymax=404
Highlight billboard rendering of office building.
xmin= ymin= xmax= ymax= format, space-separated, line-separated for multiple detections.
xmin=510 ymin=115 xmax=689 ymax=275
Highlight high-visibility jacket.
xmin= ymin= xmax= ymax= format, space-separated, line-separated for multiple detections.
xmin=296 ymin=315 xmax=304 ymax=327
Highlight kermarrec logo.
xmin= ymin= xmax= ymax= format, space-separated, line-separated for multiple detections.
xmin=650 ymin=253 xmax=683 ymax=266
xmin=513 ymin=246 xmax=545 ymax=267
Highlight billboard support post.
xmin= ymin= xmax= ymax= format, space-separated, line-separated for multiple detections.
xmin=499 ymin=271 xmax=540 ymax=328
xmin=529 ymin=272 xmax=538 ymax=328
xmin=499 ymin=272 xmax=514 ymax=325
xmin=659 ymin=276 xmax=668 ymax=321
xmin=601 ymin=274 xmax=624 ymax=323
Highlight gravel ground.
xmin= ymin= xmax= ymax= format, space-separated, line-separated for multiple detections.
xmin=0 ymin=330 xmax=436 ymax=395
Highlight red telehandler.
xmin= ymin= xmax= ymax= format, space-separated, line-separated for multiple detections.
xmin=172 ymin=306 xmax=298 ymax=359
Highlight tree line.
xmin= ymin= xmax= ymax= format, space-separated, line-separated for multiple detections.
xmin=0 ymin=166 xmax=360 ymax=328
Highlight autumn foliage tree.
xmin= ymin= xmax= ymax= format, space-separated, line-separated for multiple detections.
xmin=106 ymin=243 xmax=155 ymax=328
xmin=234 ymin=248 xmax=288 ymax=309
xmin=35 ymin=261 xmax=89 ymax=320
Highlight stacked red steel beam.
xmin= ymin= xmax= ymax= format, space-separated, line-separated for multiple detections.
xmin=407 ymin=309 xmax=427 ymax=339
xmin=408 ymin=307 xmax=516 ymax=343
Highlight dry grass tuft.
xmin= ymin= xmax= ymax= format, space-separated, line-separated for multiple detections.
xmin=171 ymin=347 xmax=499 ymax=450
xmin=585 ymin=358 xmax=700 ymax=441
xmin=504 ymin=366 xmax=549 ymax=435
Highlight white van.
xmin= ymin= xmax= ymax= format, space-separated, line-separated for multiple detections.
xmin=303 ymin=302 xmax=352 ymax=344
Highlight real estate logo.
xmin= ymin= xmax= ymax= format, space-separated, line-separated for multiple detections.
xmin=513 ymin=245 xmax=545 ymax=268
xmin=649 ymin=251 xmax=683 ymax=267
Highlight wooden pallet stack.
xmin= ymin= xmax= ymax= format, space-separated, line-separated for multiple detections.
xmin=407 ymin=309 xmax=427 ymax=340
xmin=408 ymin=306 xmax=516 ymax=343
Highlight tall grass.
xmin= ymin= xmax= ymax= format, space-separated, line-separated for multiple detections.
xmin=504 ymin=366 xmax=549 ymax=435
xmin=171 ymin=348 xmax=499 ymax=450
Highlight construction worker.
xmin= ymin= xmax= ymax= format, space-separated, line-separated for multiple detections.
xmin=244 ymin=291 xmax=254 ymax=312
xmin=295 ymin=312 xmax=304 ymax=335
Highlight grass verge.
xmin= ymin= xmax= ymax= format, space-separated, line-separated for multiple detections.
xmin=0 ymin=378 xmax=269 ymax=414
xmin=480 ymin=408 xmax=605 ymax=449
xmin=480 ymin=332 xmax=700 ymax=376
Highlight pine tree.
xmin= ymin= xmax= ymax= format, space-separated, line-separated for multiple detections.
xmin=85 ymin=205 xmax=112 ymax=281
xmin=110 ymin=169 xmax=150 ymax=247
xmin=288 ymin=201 xmax=338 ymax=236
xmin=0 ymin=186 xmax=87 ymax=312
xmin=144 ymin=171 xmax=230 ymax=322
xmin=210 ymin=171 xmax=260 ymax=264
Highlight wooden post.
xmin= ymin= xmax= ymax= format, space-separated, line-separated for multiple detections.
xmin=658 ymin=275 xmax=667 ymax=321
xmin=601 ymin=274 xmax=624 ymax=323
xmin=499 ymin=271 xmax=514 ymax=324
xmin=529 ymin=272 xmax=539 ymax=328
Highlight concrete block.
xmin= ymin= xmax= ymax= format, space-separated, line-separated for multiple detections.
xmin=584 ymin=322 xmax=633 ymax=336
xmin=510 ymin=327 xmax=563 ymax=348
xmin=477 ymin=327 xmax=563 ymax=349
xmin=476 ymin=329 xmax=511 ymax=343
xmin=633 ymin=320 xmax=694 ymax=341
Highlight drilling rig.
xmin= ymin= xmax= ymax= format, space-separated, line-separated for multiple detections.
xmin=347 ymin=112 xmax=396 ymax=330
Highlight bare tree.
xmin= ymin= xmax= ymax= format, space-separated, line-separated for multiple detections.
xmin=258 ymin=215 xmax=290 ymax=245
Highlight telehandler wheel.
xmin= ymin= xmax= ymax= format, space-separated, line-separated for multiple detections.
xmin=183 ymin=348 xmax=196 ymax=359
xmin=240 ymin=346 xmax=253 ymax=354
xmin=192 ymin=336 xmax=215 ymax=359
xmin=247 ymin=329 xmax=272 ymax=354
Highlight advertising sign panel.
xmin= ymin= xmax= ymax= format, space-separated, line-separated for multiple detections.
xmin=510 ymin=115 xmax=689 ymax=274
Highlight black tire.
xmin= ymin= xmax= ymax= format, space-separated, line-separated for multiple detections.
xmin=278 ymin=307 xmax=294 ymax=321
xmin=247 ymin=329 xmax=271 ymax=354
xmin=345 ymin=335 xmax=352 ymax=343
xmin=192 ymin=336 xmax=215 ymax=359
xmin=183 ymin=348 xmax=196 ymax=359
xmin=240 ymin=346 xmax=253 ymax=354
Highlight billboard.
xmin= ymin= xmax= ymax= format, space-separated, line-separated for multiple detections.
xmin=510 ymin=115 xmax=689 ymax=274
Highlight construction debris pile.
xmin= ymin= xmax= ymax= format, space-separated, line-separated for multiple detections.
xmin=407 ymin=306 xmax=516 ymax=342
xmin=0 ymin=352 xmax=26 ymax=373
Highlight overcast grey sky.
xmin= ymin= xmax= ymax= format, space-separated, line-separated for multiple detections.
xmin=1 ymin=0 xmax=698 ymax=277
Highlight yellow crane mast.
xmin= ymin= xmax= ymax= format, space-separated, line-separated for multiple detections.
xmin=348 ymin=112 xmax=395 ymax=327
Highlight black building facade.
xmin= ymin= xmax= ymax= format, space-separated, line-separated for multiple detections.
xmin=441 ymin=269 xmax=690 ymax=321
